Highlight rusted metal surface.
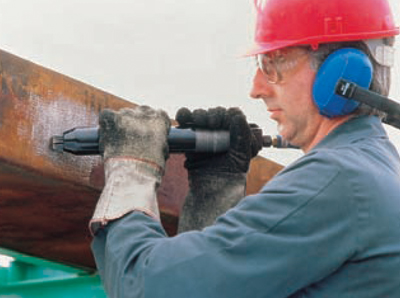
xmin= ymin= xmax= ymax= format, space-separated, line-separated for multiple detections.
xmin=0 ymin=48 xmax=283 ymax=269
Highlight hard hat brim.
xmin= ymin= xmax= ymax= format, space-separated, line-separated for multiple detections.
xmin=246 ymin=28 xmax=400 ymax=57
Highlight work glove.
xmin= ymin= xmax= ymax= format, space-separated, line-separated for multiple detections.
xmin=176 ymin=107 xmax=262 ymax=232
xmin=90 ymin=106 xmax=171 ymax=235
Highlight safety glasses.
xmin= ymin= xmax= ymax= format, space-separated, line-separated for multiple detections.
xmin=256 ymin=47 xmax=310 ymax=84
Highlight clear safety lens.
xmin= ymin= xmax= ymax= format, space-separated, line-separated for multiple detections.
xmin=256 ymin=47 xmax=309 ymax=84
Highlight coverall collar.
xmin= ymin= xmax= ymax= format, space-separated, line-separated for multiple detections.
xmin=312 ymin=115 xmax=387 ymax=150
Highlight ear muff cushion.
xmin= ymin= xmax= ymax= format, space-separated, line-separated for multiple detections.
xmin=312 ymin=48 xmax=373 ymax=118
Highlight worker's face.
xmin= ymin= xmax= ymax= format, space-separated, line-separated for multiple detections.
xmin=250 ymin=47 xmax=323 ymax=151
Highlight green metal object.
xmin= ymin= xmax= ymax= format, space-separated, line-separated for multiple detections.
xmin=0 ymin=248 xmax=107 ymax=298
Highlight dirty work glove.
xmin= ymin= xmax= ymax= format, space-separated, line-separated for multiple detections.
xmin=176 ymin=107 xmax=262 ymax=232
xmin=90 ymin=106 xmax=171 ymax=235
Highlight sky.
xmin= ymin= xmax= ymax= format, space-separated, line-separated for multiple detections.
xmin=0 ymin=0 xmax=398 ymax=164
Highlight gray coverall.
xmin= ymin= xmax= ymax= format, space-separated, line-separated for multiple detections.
xmin=92 ymin=116 xmax=400 ymax=298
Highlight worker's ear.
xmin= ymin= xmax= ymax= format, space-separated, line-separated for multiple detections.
xmin=312 ymin=48 xmax=373 ymax=118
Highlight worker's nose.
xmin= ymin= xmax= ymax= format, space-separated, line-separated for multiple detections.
xmin=249 ymin=69 xmax=275 ymax=100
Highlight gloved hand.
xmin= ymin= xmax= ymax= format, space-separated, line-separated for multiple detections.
xmin=90 ymin=106 xmax=171 ymax=234
xmin=176 ymin=107 xmax=262 ymax=174
xmin=176 ymin=107 xmax=262 ymax=232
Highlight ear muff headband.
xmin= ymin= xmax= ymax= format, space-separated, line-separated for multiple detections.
xmin=312 ymin=48 xmax=373 ymax=118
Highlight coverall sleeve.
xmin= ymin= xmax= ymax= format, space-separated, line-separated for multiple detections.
xmin=91 ymin=150 xmax=358 ymax=298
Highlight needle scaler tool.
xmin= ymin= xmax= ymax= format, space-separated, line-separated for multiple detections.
xmin=51 ymin=126 xmax=296 ymax=156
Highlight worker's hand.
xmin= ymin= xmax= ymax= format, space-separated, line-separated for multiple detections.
xmin=175 ymin=107 xmax=262 ymax=232
xmin=175 ymin=107 xmax=262 ymax=174
xmin=90 ymin=106 xmax=171 ymax=235
xmin=99 ymin=106 xmax=170 ymax=169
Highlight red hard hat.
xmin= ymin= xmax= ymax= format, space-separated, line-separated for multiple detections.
xmin=247 ymin=0 xmax=400 ymax=56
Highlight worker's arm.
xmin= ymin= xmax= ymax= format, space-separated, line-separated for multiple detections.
xmin=91 ymin=149 xmax=358 ymax=298
xmin=90 ymin=105 xmax=262 ymax=297
xmin=90 ymin=106 xmax=355 ymax=298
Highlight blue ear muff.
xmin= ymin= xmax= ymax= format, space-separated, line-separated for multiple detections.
xmin=312 ymin=48 xmax=373 ymax=118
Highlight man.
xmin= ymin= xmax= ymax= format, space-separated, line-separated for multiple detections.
xmin=90 ymin=0 xmax=400 ymax=297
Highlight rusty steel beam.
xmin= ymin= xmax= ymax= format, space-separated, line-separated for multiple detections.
xmin=0 ymin=49 xmax=283 ymax=269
